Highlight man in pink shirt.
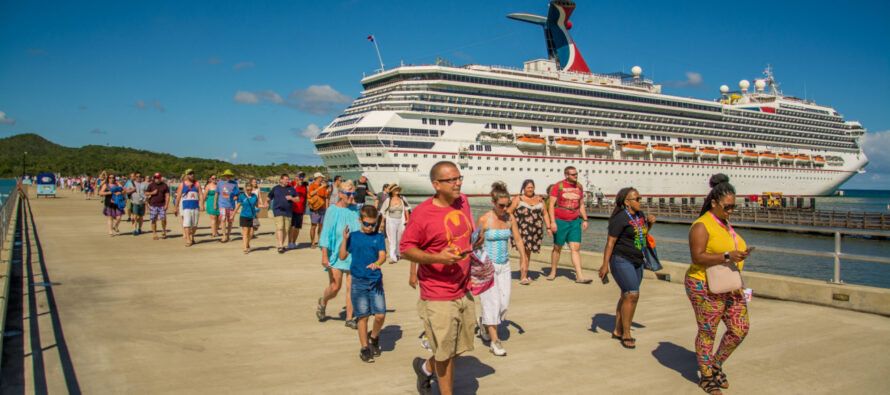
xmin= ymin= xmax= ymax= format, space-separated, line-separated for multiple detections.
xmin=401 ymin=161 xmax=475 ymax=395
xmin=547 ymin=166 xmax=592 ymax=283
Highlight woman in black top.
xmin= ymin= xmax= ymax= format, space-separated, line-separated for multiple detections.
xmin=598 ymin=187 xmax=655 ymax=349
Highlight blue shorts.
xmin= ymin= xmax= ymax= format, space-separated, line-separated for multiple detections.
xmin=609 ymin=253 xmax=643 ymax=294
xmin=310 ymin=209 xmax=325 ymax=225
xmin=351 ymin=277 xmax=386 ymax=318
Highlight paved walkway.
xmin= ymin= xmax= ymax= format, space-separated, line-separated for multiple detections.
xmin=5 ymin=189 xmax=890 ymax=393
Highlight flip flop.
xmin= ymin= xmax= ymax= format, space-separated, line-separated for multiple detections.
xmin=153 ymin=235 xmax=159 ymax=240
xmin=575 ymin=278 xmax=593 ymax=284
xmin=519 ymin=278 xmax=531 ymax=285
xmin=621 ymin=337 xmax=636 ymax=349
xmin=546 ymin=275 xmax=556 ymax=281
xmin=611 ymin=333 xmax=622 ymax=340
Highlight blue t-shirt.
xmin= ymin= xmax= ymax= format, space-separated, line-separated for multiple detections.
xmin=217 ymin=180 xmax=239 ymax=210
xmin=267 ymin=185 xmax=297 ymax=217
xmin=346 ymin=231 xmax=386 ymax=281
xmin=237 ymin=193 xmax=259 ymax=218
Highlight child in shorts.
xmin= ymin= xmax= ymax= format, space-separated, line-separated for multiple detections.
xmin=339 ymin=205 xmax=387 ymax=363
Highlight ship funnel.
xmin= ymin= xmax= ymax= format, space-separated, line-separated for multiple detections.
xmin=508 ymin=1 xmax=590 ymax=73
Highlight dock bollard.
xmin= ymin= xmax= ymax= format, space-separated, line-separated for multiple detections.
xmin=832 ymin=232 xmax=842 ymax=284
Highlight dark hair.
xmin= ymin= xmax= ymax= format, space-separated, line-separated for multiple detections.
xmin=699 ymin=174 xmax=736 ymax=216
xmin=611 ymin=187 xmax=638 ymax=218
xmin=360 ymin=205 xmax=378 ymax=218
xmin=564 ymin=166 xmax=576 ymax=175
xmin=280 ymin=173 xmax=288 ymax=179
xmin=429 ymin=161 xmax=457 ymax=181
xmin=333 ymin=175 xmax=342 ymax=182
xmin=490 ymin=181 xmax=509 ymax=201
xmin=521 ymin=179 xmax=535 ymax=192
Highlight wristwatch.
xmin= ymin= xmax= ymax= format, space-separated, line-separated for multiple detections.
xmin=723 ymin=252 xmax=731 ymax=263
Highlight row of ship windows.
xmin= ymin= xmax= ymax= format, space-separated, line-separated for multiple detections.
xmin=414 ymin=92 xmax=851 ymax=141
xmin=362 ymin=73 xmax=845 ymax=128
xmin=421 ymin=118 xmax=453 ymax=126
xmin=410 ymin=103 xmax=855 ymax=149
xmin=460 ymin=166 xmax=833 ymax=180
xmin=414 ymin=83 xmax=847 ymax=134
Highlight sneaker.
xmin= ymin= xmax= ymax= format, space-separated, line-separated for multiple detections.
xmin=345 ymin=319 xmax=357 ymax=329
xmin=288 ymin=243 xmax=297 ymax=250
xmin=490 ymin=340 xmax=507 ymax=356
xmin=360 ymin=347 xmax=375 ymax=363
xmin=368 ymin=332 xmax=381 ymax=357
xmin=420 ymin=335 xmax=432 ymax=352
xmin=478 ymin=317 xmax=491 ymax=342
xmin=412 ymin=357 xmax=433 ymax=395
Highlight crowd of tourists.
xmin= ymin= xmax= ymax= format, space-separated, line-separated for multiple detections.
xmin=79 ymin=164 xmax=750 ymax=395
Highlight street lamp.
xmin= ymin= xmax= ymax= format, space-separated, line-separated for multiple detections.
xmin=22 ymin=151 xmax=27 ymax=180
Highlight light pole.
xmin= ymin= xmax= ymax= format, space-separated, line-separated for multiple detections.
xmin=22 ymin=151 xmax=27 ymax=180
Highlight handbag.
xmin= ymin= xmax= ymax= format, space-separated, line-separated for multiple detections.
xmin=706 ymin=262 xmax=743 ymax=294
xmin=642 ymin=234 xmax=662 ymax=271
xmin=469 ymin=249 xmax=494 ymax=295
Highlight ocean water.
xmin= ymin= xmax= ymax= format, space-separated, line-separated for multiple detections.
xmin=0 ymin=179 xmax=15 ymax=207
xmin=459 ymin=195 xmax=890 ymax=289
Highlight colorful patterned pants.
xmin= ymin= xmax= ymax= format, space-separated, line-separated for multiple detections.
xmin=685 ymin=276 xmax=749 ymax=376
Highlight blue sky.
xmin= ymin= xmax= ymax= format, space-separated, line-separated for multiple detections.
xmin=1 ymin=0 xmax=888 ymax=188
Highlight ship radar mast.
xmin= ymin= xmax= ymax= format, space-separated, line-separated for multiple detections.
xmin=763 ymin=64 xmax=782 ymax=96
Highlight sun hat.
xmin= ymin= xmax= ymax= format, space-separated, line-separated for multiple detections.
xmin=185 ymin=168 xmax=195 ymax=175
xmin=221 ymin=169 xmax=235 ymax=177
xmin=313 ymin=172 xmax=324 ymax=179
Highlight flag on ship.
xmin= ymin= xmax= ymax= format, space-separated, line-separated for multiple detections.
xmin=367 ymin=35 xmax=374 ymax=42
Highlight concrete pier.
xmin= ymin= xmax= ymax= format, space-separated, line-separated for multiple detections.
xmin=2 ymin=189 xmax=889 ymax=394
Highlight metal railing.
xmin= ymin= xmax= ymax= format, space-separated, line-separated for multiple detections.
xmin=0 ymin=184 xmax=20 ymax=256
xmin=584 ymin=229 xmax=890 ymax=284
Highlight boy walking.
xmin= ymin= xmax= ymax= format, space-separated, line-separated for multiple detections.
xmin=339 ymin=205 xmax=387 ymax=363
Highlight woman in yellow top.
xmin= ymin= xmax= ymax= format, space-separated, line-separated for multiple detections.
xmin=687 ymin=174 xmax=752 ymax=395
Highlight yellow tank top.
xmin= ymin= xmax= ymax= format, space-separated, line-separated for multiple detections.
xmin=686 ymin=212 xmax=747 ymax=281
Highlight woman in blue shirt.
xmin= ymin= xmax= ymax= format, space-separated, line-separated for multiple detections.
xmin=234 ymin=183 xmax=266 ymax=254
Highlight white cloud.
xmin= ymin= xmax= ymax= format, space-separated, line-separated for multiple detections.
xmin=233 ymin=91 xmax=260 ymax=104
xmin=134 ymin=100 xmax=164 ymax=112
xmin=861 ymin=130 xmax=890 ymax=174
xmin=258 ymin=90 xmax=284 ymax=104
xmin=209 ymin=57 xmax=223 ymax=64
xmin=153 ymin=100 xmax=165 ymax=112
xmin=252 ymin=135 xmax=265 ymax=142
xmin=134 ymin=100 xmax=148 ymax=109
xmin=27 ymin=48 xmax=49 ymax=56
xmin=90 ymin=128 xmax=106 ymax=134
xmin=294 ymin=124 xmax=321 ymax=139
xmin=233 ymin=61 xmax=254 ymax=70
xmin=231 ymin=152 xmax=238 ymax=160
xmin=664 ymin=71 xmax=705 ymax=88
xmin=78 ymin=105 xmax=88 ymax=110
xmin=0 ymin=111 xmax=15 ymax=125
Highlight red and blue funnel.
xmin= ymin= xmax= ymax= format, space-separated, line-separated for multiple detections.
xmin=508 ymin=1 xmax=590 ymax=73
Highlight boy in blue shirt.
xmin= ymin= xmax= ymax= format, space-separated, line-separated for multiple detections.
xmin=339 ymin=205 xmax=387 ymax=363
xmin=234 ymin=183 xmax=265 ymax=254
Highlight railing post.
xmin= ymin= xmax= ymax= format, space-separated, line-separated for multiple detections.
xmin=832 ymin=231 xmax=842 ymax=284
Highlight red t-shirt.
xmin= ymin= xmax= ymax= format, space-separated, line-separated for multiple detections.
xmin=289 ymin=181 xmax=307 ymax=213
xmin=549 ymin=180 xmax=583 ymax=221
xmin=400 ymin=194 xmax=475 ymax=301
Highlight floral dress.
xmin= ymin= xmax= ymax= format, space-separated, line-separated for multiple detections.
xmin=513 ymin=198 xmax=545 ymax=253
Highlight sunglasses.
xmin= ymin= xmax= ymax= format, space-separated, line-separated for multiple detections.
xmin=719 ymin=203 xmax=737 ymax=211
xmin=495 ymin=203 xmax=509 ymax=209
xmin=627 ymin=197 xmax=642 ymax=202
xmin=361 ymin=221 xmax=375 ymax=227
xmin=567 ymin=172 xmax=578 ymax=176
xmin=341 ymin=191 xmax=356 ymax=196
xmin=436 ymin=176 xmax=464 ymax=184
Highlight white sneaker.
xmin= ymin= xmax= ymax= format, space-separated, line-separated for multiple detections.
xmin=490 ymin=340 xmax=506 ymax=356
xmin=420 ymin=335 xmax=432 ymax=352
xmin=477 ymin=317 xmax=491 ymax=342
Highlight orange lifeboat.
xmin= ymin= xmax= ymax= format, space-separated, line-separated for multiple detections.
xmin=779 ymin=154 xmax=794 ymax=163
xmin=515 ymin=136 xmax=546 ymax=150
xmin=700 ymin=148 xmax=719 ymax=159
xmin=552 ymin=138 xmax=582 ymax=151
xmin=741 ymin=151 xmax=759 ymax=162
xmin=760 ymin=152 xmax=777 ymax=162
xmin=620 ymin=144 xmax=647 ymax=155
xmin=675 ymin=146 xmax=697 ymax=157
xmin=584 ymin=140 xmax=611 ymax=153
xmin=795 ymin=155 xmax=812 ymax=165
xmin=652 ymin=145 xmax=673 ymax=156
xmin=813 ymin=156 xmax=826 ymax=166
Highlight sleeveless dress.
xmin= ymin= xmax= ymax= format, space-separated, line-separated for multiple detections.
xmin=483 ymin=213 xmax=512 ymax=265
xmin=205 ymin=188 xmax=219 ymax=215
xmin=513 ymin=198 xmax=545 ymax=253
xmin=479 ymin=212 xmax=513 ymax=326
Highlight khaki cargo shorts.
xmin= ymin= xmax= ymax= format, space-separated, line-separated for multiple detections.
xmin=417 ymin=292 xmax=476 ymax=362
xmin=274 ymin=215 xmax=291 ymax=231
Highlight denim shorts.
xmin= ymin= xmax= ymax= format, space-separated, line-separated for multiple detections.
xmin=610 ymin=253 xmax=643 ymax=294
xmin=351 ymin=277 xmax=386 ymax=317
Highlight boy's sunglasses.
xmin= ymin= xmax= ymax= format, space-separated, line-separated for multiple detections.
xmin=361 ymin=221 xmax=375 ymax=227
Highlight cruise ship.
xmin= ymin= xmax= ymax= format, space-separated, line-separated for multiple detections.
xmin=312 ymin=1 xmax=868 ymax=197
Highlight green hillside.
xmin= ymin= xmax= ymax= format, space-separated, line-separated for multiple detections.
xmin=0 ymin=133 xmax=324 ymax=178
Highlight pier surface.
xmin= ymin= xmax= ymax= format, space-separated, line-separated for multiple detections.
xmin=3 ymin=189 xmax=889 ymax=394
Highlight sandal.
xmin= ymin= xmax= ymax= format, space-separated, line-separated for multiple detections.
xmin=519 ymin=278 xmax=531 ymax=285
xmin=699 ymin=373 xmax=723 ymax=394
xmin=345 ymin=319 xmax=357 ymax=329
xmin=546 ymin=273 xmax=556 ymax=281
xmin=575 ymin=278 xmax=593 ymax=284
xmin=712 ymin=365 xmax=729 ymax=389
xmin=620 ymin=337 xmax=636 ymax=349
xmin=316 ymin=297 xmax=326 ymax=321
xmin=611 ymin=332 xmax=622 ymax=340
xmin=277 ymin=247 xmax=285 ymax=254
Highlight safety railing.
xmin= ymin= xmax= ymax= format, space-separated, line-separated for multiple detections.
xmin=0 ymin=184 xmax=20 ymax=256
xmin=584 ymin=229 xmax=890 ymax=284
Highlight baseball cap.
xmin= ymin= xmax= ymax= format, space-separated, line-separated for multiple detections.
xmin=313 ymin=172 xmax=324 ymax=179
xmin=185 ymin=168 xmax=195 ymax=175
xmin=153 ymin=173 xmax=162 ymax=178
xmin=297 ymin=171 xmax=306 ymax=177
xmin=360 ymin=173 xmax=368 ymax=178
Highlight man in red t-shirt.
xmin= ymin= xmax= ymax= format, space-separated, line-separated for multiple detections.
xmin=547 ymin=166 xmax=591 ymax=283
xmin=401 ymin=161 xmax=475 ymax=395
xmin=288 ymin=172 xmax=308 ymax=249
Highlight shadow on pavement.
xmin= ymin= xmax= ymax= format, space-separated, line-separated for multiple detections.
xmin=588 ymin=313 xmax=645 ymax=334
xmin=451 ymin=355 xmax=496 ymax=394
xmin=378 ymin=325 xmax=403 ymax=352
xmin=651 ymin=341 xmax=699 ymax=384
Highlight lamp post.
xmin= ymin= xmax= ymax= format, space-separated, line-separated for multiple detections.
xmin=22 ymin=151 xmax=27 ymax=180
